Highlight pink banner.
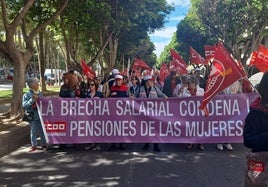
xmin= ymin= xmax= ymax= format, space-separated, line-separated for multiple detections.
xmin=37 ymin=93 xmax=258 ymax=144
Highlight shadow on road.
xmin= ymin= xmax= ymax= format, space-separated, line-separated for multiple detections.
xmin=0 ymin=143 xmax=248 ymax=187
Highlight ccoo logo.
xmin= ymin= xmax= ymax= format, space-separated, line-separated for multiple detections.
xmin=44 ymin=122 xmax=67 ymax=132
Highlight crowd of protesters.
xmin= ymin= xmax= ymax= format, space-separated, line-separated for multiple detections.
xmin=23 ymin=66 xmax=254 ymax=153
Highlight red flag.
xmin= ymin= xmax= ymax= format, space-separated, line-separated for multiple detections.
xmin=159 ymin=63 xmax=170 ymax=81
xmin=169 ymin=61 xmax=188 ymax=74
xmin=248 ymin=51 xmax=258 ymax=66
xmin=204 ymin=45 xmax=216 ymax=64
xmin=121 ymin=68 xmax=128 ymax=76
xmin=199 ymin=43 xmax=246 ymax=115
xmin=249 ymin=45 xmax=268 ymax=72
xmin=81 ymin=59 xmax=96 ymax=80
xmin=189 ymin=46 xmax=206 ymax=65
xmin=170 ymin=49 xmax=188 ymax=74
xmin=132 ymin=58 xmax=152 ymax=71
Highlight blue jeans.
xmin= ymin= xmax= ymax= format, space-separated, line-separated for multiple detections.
xmin=30 ymin=119 xmax=46 ymax=147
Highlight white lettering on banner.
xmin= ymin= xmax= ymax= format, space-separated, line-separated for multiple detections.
xmin=185 ymin=120 xmax=243 ymax=137
xmin=116 ymin=100 xmax=173 ymax=116
xmin=179 ymin=99 xmax=241 ymax=116
xmin=159 ymin=121 xmax=181 ymax=137
xmin=47 ymin=132 xmax=66 ymax=136
xmin=140 ymin=121 xmax=156 ymax=136
xmin=61 ymin=100 xmax=110 ymax=116
xmin=39 ymin=100 xmax=54 ymax=116
xmin=70 ymin=120 xmax=137 ymax=137
xmin=247 ymin=98 xmax=250 ymax=113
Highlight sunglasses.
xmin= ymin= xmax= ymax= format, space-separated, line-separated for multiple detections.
xmin=89 ymin=84 xmax=95 ymax=86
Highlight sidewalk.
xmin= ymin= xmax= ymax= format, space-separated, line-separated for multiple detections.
xmin=0 ymin=101 xmax=30 ymax=158
xmin=0 ymin=92 xmax=58 ymax=158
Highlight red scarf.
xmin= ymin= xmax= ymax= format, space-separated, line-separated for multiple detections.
xmin=188 ymin=87 xmax=197 ymax=96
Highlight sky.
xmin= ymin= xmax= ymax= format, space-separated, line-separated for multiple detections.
xmin=149 ymin=0 xmax=190 ymax=57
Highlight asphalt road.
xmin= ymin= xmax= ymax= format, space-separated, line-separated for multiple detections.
xmin=0 ymin=143 xmax=249 ymax=187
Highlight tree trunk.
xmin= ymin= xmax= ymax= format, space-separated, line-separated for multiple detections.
xmin=39 ymin=32 xmax=47 ymax=92
xmin=10 ymin=56 xmax=27 ymax=118
xmin=109 ymin=37 xmax=119 ymax=71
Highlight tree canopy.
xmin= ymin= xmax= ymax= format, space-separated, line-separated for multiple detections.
xmin=159 ymin=0 xmax=268 ymax=67
xmin=0 ymin=0 xmax=173 ymax=118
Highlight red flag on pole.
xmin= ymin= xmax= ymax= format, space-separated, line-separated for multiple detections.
xmin=132 ymin=58 xmax=152 ymax=71
xmin=204 ymin=45 xmax=216 ymax=64
xmin=248 ymin=45 xmax=268 ymax=72
xmin=81 ymin=59 xmax=96 ymax=80
xmin=189 ymin=46 xmax=206 ymax=65
xmin=199 ymin=43 xmax=246 ymax=116
xmin=170 ymin=49 xmax=188 ymax=74
xmin=159 ymin=63 xmax=170 ymax=81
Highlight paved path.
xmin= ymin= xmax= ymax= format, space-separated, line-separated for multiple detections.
xmin=0 ymin=143 xmax=249 ymax=187
xmin=0 ymin=83 xmax=12 ymax=91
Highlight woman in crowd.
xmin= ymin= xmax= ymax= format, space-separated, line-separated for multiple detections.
xmin=162 ymin=70 xmax=181 ymax=97
xmin=58 ymin=72 xmax=77 ymax=149
xmin=181 ymin=75 xmax=205 ymax=151
xmin=173 ymin=75 xmax=189 ymax=97
xmin=59 ymin=72 xmax=77 ymax=98
xmin=137 ymin=75 xmax=168 ymax=152
xmin=154 ymin=76 xmax=163 ymax=91
xmin=243 ymin=71 xmax=268 ymax=186
xmin=94 ymin=76 xmax=103 ymax=93
xmin=128 ymin=76 xmax=140 ymax=98
xmin=85 ymin=79 xmax=103 ymax=150
xmin=22 ymin=78 xmax=46 ymax=152
xmin=87 ymin=79 xmax=104 ymax=98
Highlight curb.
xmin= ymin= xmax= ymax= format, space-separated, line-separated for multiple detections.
xmin=0 ymin=122 xmax=30 ymax=158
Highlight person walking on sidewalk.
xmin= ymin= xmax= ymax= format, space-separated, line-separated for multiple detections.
xmin=22 ymin=78 xmax=46 ymax=152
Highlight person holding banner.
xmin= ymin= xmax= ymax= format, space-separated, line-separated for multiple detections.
xmin=181 ymin=75 xmax=205 ymax=151
xmin=85 ymin=79 xmax=104 ymax=150
xmin=22 ymin=78 xmax=47 ymax=152
xmin=138 ymin=75 xmax=168 ymax=152
xmin=128 ymin=76 xmax=140 ymax=98
xmin=216 ymin=80 xmax=242 ymax=151
xmin=243 ymin=71 xmax=268 ymax=186
xmin=58 ymin=72 xmax=77 ymax=149
xmin=162 ymin=71 xmax=181 ymax=97
xmin=86 ymin=79 xmax=104 ymax=98
xmin=109 ymin=74 xmax=129 ymax=151
xmin=173 ymin=75 xmax=189 ymax=97
xmin=102 ymin=69 xmax=120 ymax=98
xmin=59 ymin=72 xmax=77 ymax=98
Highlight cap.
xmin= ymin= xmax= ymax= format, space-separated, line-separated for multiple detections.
xmin=144 ymin=75 xmax=154 ymax=81
xmin=115 ymin=74 xmax=123 ymax=79
xmin=112 ymin=69 xmax=120 ymax=75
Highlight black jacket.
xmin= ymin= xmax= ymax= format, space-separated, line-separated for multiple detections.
xmin=243 ymin=97 xmax=268 ymax=152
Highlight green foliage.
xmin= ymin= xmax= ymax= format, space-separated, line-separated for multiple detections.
xmin=62 ymin=0 xmax=173 ymax=67
xmin=195 ymin=0 xmax=268 ymax=64
xmin=157 ymin=33 xmax=179 ymax=67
